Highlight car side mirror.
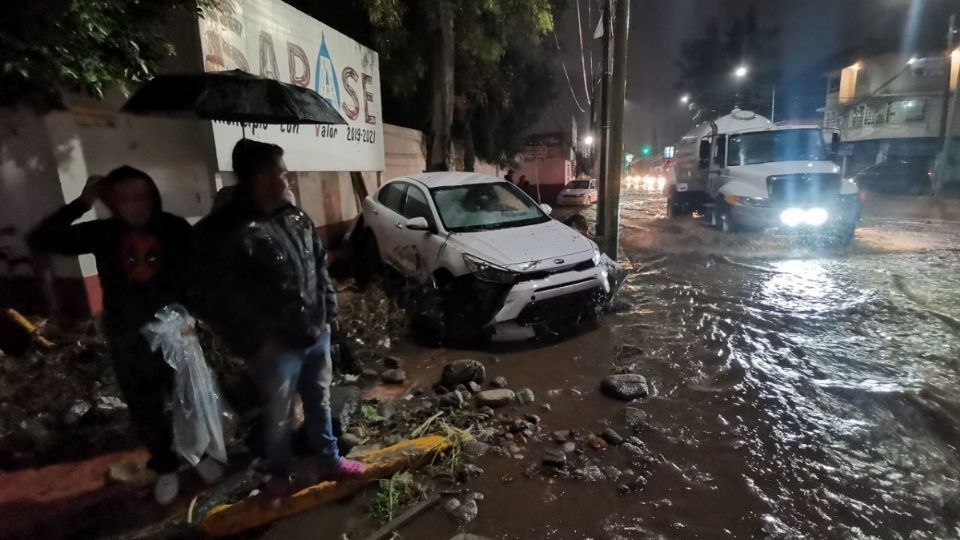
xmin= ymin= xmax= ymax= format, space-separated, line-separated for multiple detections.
xmin=540 ymin=203 xmax=553 ymax=215
xmin=405 ymin=216 xmax=430 ymax=231
xmin=698 ymin=140 xmax=711 ymax=169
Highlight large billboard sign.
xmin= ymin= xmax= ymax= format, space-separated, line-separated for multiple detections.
xmin=198 ymin=0 xmax=384 ymax=172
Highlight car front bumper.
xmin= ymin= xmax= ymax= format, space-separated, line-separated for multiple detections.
xmin=489 ymin=263 xmax=612 ymax=326
xmin=730 ymin=195 xmax=862 ymax=231
xmin=556 ymin=195 xmax=592 ymax=206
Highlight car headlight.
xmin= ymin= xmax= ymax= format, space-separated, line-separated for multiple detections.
xmin=463 ymin=253 xmax=516 ymax=283
xmin=733 ymin=196 xmax=767 ymax=206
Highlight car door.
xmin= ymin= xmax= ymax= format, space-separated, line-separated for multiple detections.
xmin=393 ymin=184 xmax=444 ymax=281
xmin=367 ymin=181 xmax=408 ymax=269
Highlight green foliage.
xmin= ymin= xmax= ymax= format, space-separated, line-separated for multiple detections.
xmin=0 ymin=0 xmax=212 ymax=108
xmin=320 ymin=0 xmax=561 ymax=168
xmin=367 ymin=471 xmax=427 ymax=524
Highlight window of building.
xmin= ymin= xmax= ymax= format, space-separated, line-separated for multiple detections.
xmin=889 ymin=100 xmax=927 ymax=123
xmin=828 ymin=76 xmax=841 ymax=93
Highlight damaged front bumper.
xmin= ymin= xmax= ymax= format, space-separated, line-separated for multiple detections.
xmin=486 ymin=253 xmax=624 ymax=340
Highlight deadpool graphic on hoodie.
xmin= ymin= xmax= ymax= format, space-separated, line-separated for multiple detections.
xmin=28 ymin=168 xmax=193 ymax=337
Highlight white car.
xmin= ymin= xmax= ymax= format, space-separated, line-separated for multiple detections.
xmin=360 ymin=172 xmax=614 ymax=342
xmin=555 ymin=179 xmax=598 ymax=206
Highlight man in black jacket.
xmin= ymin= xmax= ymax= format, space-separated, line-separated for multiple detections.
xmin=193 ymin=140 xmax=365 ymax=491
xmin=28 ymin=166 xmax=193 ymax=504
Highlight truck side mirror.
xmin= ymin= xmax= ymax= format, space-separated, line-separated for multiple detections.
xmin=830 ymin=132 xmax=840 ymax=158
xmin=698 ymin=140 xmax=711 ymax=169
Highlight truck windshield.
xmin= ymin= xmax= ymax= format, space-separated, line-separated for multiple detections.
xmin=726 ymin=129 xmax=828 ymax=166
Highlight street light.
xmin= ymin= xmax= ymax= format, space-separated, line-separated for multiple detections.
xmin=583 ymin=135 xmax=595 ymax=146
xmin=680 ymin=94 xmax=690 ymax=104
xmin=907 ymin=55 xmax=918 ymax=65
xmin=734 ymin=65 xmax=749 ymax=78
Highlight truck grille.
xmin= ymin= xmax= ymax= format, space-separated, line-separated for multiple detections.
xmin=767 ymin=173 xmax=841 ymax=203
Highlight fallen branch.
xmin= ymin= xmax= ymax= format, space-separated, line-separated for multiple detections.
xmin=362 ymin=493 xmax=442 ymax=540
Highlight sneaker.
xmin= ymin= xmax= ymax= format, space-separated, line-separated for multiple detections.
xmin=321 ymin=457 xmax=367 ymax=480
xmin=195 ymin=457 xmax=225 ymax=486
xmin=154 ymin=473 xmax=179 ymax=505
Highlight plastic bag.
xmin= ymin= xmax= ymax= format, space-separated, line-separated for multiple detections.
xmin=142 ymin=304 xmax=229 ymax=466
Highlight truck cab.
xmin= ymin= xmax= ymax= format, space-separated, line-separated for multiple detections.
xmin=666 ymin=109 xmax=861 ymax=241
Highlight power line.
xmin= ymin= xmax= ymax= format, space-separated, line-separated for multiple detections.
xmin=575 ymin=0 xmax=592 ymax=105
xmin=553 ymin=29 xmax=588 ymax=113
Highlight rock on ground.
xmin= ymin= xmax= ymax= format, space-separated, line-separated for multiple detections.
xmin=451 ymin=498 xmax=479 ymax=525
xmin=624 ymin=406 xmax=648 ymax=426
xmin=517 ymin=388 xmax=535 ymax=404
xmin=576 ymin=465 xmax=606 ymax=482
xmin=463 ymin=440 xmax=490 ymax=458
xmin=475 ymin=389 xmax=515 ymax=407
xmin=601 ymin=428 xmax=624 ymax=445
xmin=329 ymin=386 xmax=362 ymax=436
xmin=600 ymin=374 xmax=649 ymax=401
xmin=439 ymin=389 xmax=465 ymax=407
xmin=384 ymin=355 xmax=404 ymax=369
xmin=490 ymin=376 xmax=508 ymax=388
xmin=442 ymin=359 xmax=486 ymax=387
xmin=381 ymin=369 xmax=406 ymax=384
xmin=542 ymin=448 xmax=567 ymax=468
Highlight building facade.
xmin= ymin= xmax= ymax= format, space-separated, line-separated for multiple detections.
xmin=822 ymin=52 xmax=960 ymax=175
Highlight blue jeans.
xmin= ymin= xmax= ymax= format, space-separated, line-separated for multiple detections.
xmin=253 ymin=331 xmax=340 ymax=475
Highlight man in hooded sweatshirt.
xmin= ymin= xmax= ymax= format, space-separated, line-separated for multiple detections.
xmin=27 ymin=166 xmax=194 ymax=504
xmin=193 ymin=140 xmax=365 ymax=499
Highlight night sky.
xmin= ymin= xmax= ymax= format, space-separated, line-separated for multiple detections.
xmin=539 ymin=0 xmax=960 ymax=152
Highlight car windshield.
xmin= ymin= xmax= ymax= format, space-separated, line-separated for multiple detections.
xmin=430 ymin=182 xmax=550 ymax=232
xmin=727 ymin=129 xmax=828 ymax=166
xmin=566 ymin=180 xmax=591 ymax=189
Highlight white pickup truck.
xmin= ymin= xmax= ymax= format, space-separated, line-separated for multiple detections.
xmin=666 ymin=109 xmax=861 ymax=241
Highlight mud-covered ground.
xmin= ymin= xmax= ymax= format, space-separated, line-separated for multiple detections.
xmin=260 ymin=189 xmax=960 ymax=540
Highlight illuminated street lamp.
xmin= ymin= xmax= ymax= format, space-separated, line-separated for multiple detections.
xmin=734 ymin=65 xmax=749 ymax=78
xmin=583 ymin=135 xmax=595 ymax=146
xmin=680 ymin=94 xmax=690 ymax=104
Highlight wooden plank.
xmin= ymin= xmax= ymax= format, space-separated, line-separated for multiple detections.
xmin=200 ymin=435 xmax=451 ymax=536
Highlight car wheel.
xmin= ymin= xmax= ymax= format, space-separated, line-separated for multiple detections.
xmin=362 ymin=232 xmax=383 ymax=272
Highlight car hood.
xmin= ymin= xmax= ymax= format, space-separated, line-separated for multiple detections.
xmin=448 ymin=219 xmax=596 ymax=269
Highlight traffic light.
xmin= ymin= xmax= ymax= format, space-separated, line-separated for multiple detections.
xmin=640 ymin=144 xmax=652 ymax=157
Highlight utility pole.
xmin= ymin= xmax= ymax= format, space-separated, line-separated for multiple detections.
xmin=935 ymin=14 xmax=958 ymax=194
xmin=595 ymin=2 xmax=612 ymax=239
xmin=601 ymin=0 xmax=630 ymax=257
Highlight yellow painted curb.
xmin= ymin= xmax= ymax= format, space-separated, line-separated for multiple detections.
xmin=200 ymin=434 xmax=451 ymax=536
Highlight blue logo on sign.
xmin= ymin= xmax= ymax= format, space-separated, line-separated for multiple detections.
xmin=315 ymin=33 xmax=340 ymax=107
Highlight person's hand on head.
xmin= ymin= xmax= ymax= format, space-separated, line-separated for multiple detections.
xmin=80 ymin=175 xmax=106 ymax=206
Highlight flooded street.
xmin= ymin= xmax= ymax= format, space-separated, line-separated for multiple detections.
xmin=267 ymin=191 xmax=960 ymax=540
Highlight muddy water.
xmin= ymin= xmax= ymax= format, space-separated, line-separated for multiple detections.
xmin=273 ymin=192 xmax=960 ymax=539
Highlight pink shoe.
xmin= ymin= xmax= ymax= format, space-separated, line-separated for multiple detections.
xmin=322 ymin=457 xmax=366 ymax=480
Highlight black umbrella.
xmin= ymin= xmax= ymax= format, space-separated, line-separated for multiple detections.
xmin=121 ymin=69 xmax=346 ymax=134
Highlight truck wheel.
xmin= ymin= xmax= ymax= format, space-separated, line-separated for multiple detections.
xmin=666 ymin=194 xmax=692 ymax=218
xmin=718 ymin=202 xmax=738 ymax=233
xmin=836 ymin=223 xmax=857 ymax=246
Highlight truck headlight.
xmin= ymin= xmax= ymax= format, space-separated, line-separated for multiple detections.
xmin=463 ymin=254 xmax=516 ymax=283
xmin=780 ymin=207 xmax=829 ymax=227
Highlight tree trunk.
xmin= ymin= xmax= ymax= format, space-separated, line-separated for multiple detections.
xmin=426 ymin=1 xmax=455 ymax=172
xmin=454 ymin=106 xmax=476 ymax=172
